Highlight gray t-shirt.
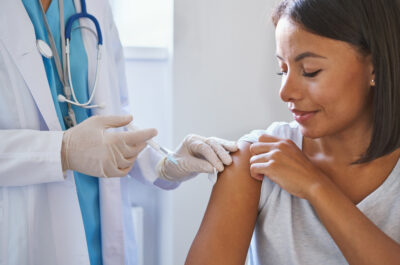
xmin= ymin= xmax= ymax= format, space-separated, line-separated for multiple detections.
xmin=240 ymin=121 xmax=400 ymax=265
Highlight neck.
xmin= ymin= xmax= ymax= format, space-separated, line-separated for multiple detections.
xmin=41 ymin=0 xmax=52 ymax=12
xmin=304 ymin=119 xmax=374 ymax=165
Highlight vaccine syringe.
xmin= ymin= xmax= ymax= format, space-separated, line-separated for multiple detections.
xmin=127 ymin=124 xmax=178 ymax=165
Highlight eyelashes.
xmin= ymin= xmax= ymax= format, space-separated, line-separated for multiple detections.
xmin=276 ymin=69 xmax=322 ymax=78
xmin=302 ymin=69 xmax=322 ymax=78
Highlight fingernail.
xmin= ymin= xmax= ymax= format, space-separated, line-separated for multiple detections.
xmin=249 ymin=156 xmax=256 ymax=164
xmin=256 ymin=175 xmax=264 ymax=181
xmin=249 ymin=145 xmax=255 ymax=155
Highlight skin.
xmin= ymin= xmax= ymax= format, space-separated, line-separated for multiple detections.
xmin=186 ymin=17 xmax=400 ymax=265
xmin=185 ymin=141 xmax=261 ymax=265
xmin=41 ymin=0 xmax=52 ymax=12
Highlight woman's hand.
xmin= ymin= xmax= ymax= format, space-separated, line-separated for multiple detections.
xmin=249 ymin=134 xmax=329 ymax=199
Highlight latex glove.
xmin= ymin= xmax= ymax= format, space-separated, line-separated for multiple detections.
xmin=157 ymin=134 xmax=238 ymax=182
xmin=61 ymin=115 xmax=157 ymax=178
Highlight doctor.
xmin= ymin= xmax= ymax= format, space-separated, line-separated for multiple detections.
xmin=0 ymin=0 xmax=237 ymax=264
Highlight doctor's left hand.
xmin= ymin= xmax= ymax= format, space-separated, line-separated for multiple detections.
xmin=157 ymin=134 xmax=238 ymax=182
xmin=61 ymin=115 xmax=157 ymax=178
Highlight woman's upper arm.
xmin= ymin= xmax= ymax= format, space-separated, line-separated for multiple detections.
xmin=185 ymin=141 xmax=262 ymax=265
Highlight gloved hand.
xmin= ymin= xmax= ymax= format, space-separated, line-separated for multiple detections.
xmin=61 ymin=115 xmax=157 ymax=178
xmin=157 ymin=134 xmax=238 ymax=182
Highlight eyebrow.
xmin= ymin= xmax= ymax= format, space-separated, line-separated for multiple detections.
xmin=276 ymin=52 xmax=327 ymax=62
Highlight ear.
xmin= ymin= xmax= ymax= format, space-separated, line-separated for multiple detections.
xmin=365 ymin=54 xmax=375 ymax=87
xmin=370 ymin=77 xmax=375 ymax=87
xmin=370 ymin=68 xmax=375 ymax=87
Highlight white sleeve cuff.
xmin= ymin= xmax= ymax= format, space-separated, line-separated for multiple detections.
xmin=0 ymin=130 xmax=66 ymax=186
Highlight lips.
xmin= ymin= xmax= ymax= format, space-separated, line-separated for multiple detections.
xmin=290 ymin=109 xmax=319 ymax=123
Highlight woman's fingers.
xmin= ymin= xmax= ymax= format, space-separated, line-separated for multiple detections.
xmin=249 ymin=161 xmax=273 ymax=181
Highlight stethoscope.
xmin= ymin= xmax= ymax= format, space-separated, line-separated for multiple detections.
xmin=36 ymin=0 xmax=104 ymax=127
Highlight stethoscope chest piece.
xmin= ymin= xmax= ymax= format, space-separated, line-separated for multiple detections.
xmin=36 ymin=39 xmax=53 ymax=59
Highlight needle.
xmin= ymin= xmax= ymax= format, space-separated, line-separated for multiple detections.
xmin=127 ymin=124 xmax=178 ymax=165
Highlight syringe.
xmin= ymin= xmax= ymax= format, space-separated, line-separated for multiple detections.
xmin=127 ymin=124 xmax=178 ymax=165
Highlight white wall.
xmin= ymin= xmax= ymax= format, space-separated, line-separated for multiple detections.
xmin=124 ymin=52 xmax=174 ymax=265
xmin=171 ymin=0 xmax=292 ymax=264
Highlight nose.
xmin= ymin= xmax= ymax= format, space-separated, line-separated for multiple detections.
xmin=279 ymin=71 xmax=302 ymax=102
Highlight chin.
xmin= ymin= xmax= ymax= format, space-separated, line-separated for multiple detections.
xmin=298 ymin=123 xmax=326 ymax=139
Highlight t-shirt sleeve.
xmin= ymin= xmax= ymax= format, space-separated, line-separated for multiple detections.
xmin=238 ymin=122 xmax=288 ymax=212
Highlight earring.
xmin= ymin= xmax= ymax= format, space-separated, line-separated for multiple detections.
xmin=371 ymin=79 xmax=375 ymax=86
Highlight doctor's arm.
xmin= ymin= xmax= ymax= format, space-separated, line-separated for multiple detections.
xmin=185 ymin=141 xmax=262 ymax=265
xmin=0 ymin=115 xmax=157 ymax=186
xmin=0 ymin=129 xmax=65 ymax=186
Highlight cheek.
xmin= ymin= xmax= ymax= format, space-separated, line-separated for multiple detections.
xmin=301 ymin=72 xmax=372 ymax=138
xmin=311 ymin=67 xmax=371 ymax=116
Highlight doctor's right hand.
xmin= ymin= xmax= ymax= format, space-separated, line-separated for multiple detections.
xmin=61 ymin=115 xmax=157 ymax=178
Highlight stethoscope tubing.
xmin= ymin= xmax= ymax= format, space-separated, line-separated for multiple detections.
xmin=66 ymin=13 xmax=103 ymax=45
xmin=37 ymin=0 xmax=104 ymax=126
xmin=62 ymin=39 xmax=103 ymax=109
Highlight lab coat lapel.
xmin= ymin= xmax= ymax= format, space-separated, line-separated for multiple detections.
xmin=0 ymin=0 xmax=62 ymax=131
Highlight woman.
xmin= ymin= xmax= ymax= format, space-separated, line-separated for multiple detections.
xmin=186 ymin=0 xmax=400 ymax=264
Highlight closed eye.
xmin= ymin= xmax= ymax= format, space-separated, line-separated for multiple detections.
xmin=303 ymin=69 xmax=322 ymax=78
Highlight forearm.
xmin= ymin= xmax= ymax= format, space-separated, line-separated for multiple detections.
xmin=308 ymin=180 xmax=400 ymax=265
xmin=0 ymin=130 xmax=65 ymax=186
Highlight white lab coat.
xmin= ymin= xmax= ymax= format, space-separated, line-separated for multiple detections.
xmin=0 ymin=0 xmax=179 ymax=264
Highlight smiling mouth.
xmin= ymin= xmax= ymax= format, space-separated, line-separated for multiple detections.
xmin=290 ymin=109 xmax=319 ymax=123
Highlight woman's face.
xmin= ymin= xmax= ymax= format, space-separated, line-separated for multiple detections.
xmin=275 ymin=17 xmax=375 ymax=139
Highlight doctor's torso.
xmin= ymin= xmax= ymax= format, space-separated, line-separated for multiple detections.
xmin=0 ymin=0 xmax=130 ymax=264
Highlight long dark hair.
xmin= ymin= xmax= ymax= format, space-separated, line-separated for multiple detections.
xmin=272 ymin=0 xmax=400 ymax=163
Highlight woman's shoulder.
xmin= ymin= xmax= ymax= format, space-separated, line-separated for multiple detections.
xmin=240 ymin=121 xmax=301 ymax=145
